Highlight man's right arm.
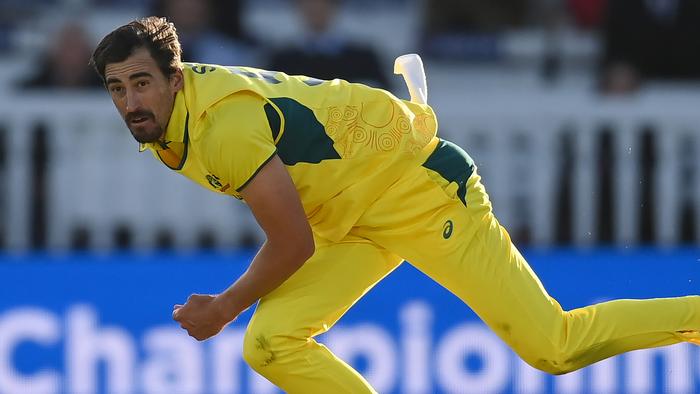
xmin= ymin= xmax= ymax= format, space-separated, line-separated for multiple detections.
xmin=213 ymin=154 xmax=314 ymax=320
xmin=197 ymin=91 xmax=314 ymax=319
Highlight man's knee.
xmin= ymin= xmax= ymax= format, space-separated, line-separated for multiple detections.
xmin=528 ymin=354 xmax=578 ymax=375
xmin=518 ymin=342 xmax=579 ymax=375
xmin=242 ymin=326 xmax=306 ymax=372
xmin=242 ymin=330 xmax=278 ymax=370
xmin=513 ymin=325 xmax=578 ymax=374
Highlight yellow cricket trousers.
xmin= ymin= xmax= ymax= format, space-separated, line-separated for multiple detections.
xmin=241 ymin=141 xmax=700 ymax=393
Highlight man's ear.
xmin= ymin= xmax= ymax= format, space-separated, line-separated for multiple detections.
xmin=170 ymin=68 xmax=184 ymax=92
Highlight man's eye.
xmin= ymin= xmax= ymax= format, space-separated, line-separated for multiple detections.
xmin=138 ymin=80 xmax=149 ymax=87
xmin=110 ymin=86 xmax=123 ymax=93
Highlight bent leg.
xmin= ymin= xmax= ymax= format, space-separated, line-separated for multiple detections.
xmin=355 ymin=165 xmax=700 ymax=374
xmin=242 ymin=238 xmax=403 ymax=393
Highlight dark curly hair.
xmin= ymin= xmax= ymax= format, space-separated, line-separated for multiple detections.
xmin=90 ymin=16 xmax=182 ymax=84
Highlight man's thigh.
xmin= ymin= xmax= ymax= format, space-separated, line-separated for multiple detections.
xmin=355 ymin=167 xmax=562 ymax=346
xmin=247 ymin=237 xmax=403 ymax=339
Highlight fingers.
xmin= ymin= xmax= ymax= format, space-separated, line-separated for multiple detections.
xmin=172 ymin=306 xmax=182 ymax=320
xmin=178 ymin=323 xmax=213 ymax=342
xmin=188 ymin=329 xmax=214 ymax=342
xmin=172 ymin=294 xmax=220 ymax=341
xmin=172 ymin=294 xmax=211 ymax=320
xmin=188 ymin=331 xmax=206 ymax=341
xmin=187 ymin=294 xmax=204 ymax=302
xmin=180 ymin=324 xmax=204 ymax=341
xmin=178 ymin=318 xmax=196 ymax=329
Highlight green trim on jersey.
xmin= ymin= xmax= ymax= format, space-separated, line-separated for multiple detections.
xmin=158 ymin=112 xmax=190 ymax=171
xmin=422 ymin=139 xmax=475 ymax=206
xmin=264 ymin=98 xmax=341 ymax=165
xmin=235 ymin=149 xmax=278 ymax=193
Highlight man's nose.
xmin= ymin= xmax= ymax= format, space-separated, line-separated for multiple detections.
xmin=125 ymin=89 xmax=142 ymax=112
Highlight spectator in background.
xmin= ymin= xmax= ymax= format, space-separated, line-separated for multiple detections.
xmin=18 ymin=20 xmax=103 ymax=90
xmin=567 ymin=0 xmax=606 ymax=30
xmin=208 ymin=0 xmax=249 ymax=43
xmin=600 ymin=0 xmax=700 ymax=94
xmin=424 ymin=0 xmax=528 ymax=34
xmin=421 ymin=0 xmax=529 ymax=61
xmin=151 ymin=0 xmax=257 ymax=66
xmin=267 ymin=0 xmax=390 ymax=89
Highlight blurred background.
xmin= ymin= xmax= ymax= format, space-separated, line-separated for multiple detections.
xmin=2 ymin=0 xmax=700 ymax=393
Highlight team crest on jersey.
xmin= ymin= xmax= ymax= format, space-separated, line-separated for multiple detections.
xmin=206 ymin=174 xmax=230 ymax=192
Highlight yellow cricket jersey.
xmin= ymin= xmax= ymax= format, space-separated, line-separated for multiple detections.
xmin=141 ymin=63 xmax=440 ymax=242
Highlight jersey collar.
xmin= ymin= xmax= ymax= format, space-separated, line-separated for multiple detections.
xmin=139 ymin=91 xmax=188 ymax=152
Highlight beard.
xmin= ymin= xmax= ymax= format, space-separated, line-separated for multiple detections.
xmin=125 ymin=110 xmax=164 ymax=143
xmin=129 ymin=123 xmax=163 ymax=143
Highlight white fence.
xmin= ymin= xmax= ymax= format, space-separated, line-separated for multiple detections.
xmin=0 ymin=92 xmax=261 ymax=251
xmin=428 ymin=75 xmax=700 ymax=248
xmin=2 ymin=69 xmax=700 ymax=251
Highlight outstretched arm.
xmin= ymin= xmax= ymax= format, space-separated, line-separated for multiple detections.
xmin=173 ymin=155 xmax=314 ymax=340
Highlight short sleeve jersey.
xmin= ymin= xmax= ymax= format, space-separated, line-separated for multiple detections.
xmin=141 ymin=63 xmax=439 ymax=242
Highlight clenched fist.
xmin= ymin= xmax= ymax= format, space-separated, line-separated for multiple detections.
xmin=172 ymin=294 xmax=235 ymax=341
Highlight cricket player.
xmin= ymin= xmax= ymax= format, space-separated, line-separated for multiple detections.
xmin=90 ymin=17 xmax=700 ymax=393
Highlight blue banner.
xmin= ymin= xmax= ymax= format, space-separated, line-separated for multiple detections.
xmin=1 ymin=248 xmax=699 ymax=394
